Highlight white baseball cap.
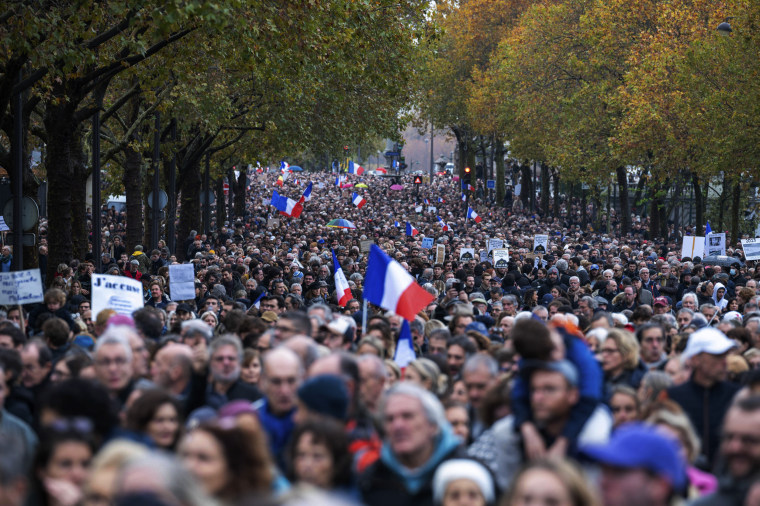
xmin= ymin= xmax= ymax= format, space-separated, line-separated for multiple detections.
xmin=682 ymin=327 xmax=736 ymax=361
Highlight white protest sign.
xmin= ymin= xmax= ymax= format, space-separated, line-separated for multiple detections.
xmin=460 ymin=248 xmax=475 ymax=261
xmin=436 ymin=244 xmax=446 ymax=264
xmin=415 ymin=205 xmax=423 ymax=213
xmin=705 ymin=233 xmax=726 ymax=256
xmin=742 ymin=239 xmax=760 ymax=261
xmin=533 ymin=235 xmax=549 ymax=253
xmin=169 ymin=264 xmax=196 ymax=301
xmin=427 ymin=206 xmax=437 ymax=213
xmin=360 ymin=240 xmax=374 ymax=253
xmin=91 ymin=274 xmax=144 ymax=316
xmin=487 ymin=238 xmax=504 ymax=254
xmin=493 ymin=249 xmax=510 ymax=269
xmin=0 ymin=217 xmax=9 ymax=232
xmin=681 ymin=236 xmax=705 ymax=260
xmin=479 ymin=250 xmax=488 ymax=263
xmin=514 ymin=184 xmax=522 ymax=196
xmin=421 ymin=237 xmax=434 ymax=249
xmin=0 ymin=269 xmax=44 ymax=305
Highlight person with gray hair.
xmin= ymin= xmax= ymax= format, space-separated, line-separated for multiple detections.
xmin=461 ymin=354 xmax=499 ymax=440
xmin=94 ymin=328 xmax=134 ymax=403
xmin=114 ymin=451 xmax=216 ymax=506
xmin=201 ymin=334 xmax=262 ymax=410
xmin=180 ymin=319 xmax=213 ymax=347
xmin=357 ymin=354 xmax=388 ymax=415
xmin=359 ymin=382 xmax=468 ymax=505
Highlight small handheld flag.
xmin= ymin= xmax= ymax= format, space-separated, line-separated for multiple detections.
xmin=406 ymin=222 xmax=419 ymax=236
xmin=351 ymin=192 xmax=367 ymax=209
xmin=394 ymin=320 xmax=416 ymax=368
xmin=437 ymin=216 xmax=449 ymax=231
xmin=332 ymin=250 xmax=352 ymax=307
xmin=467 ymin=207 xmax=482 ymax=223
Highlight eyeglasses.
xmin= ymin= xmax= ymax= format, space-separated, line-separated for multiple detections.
xmin=95 ymin=356 xmax=129 ymax=367
xmin=47 ymin=417 xmax=94 ymax=434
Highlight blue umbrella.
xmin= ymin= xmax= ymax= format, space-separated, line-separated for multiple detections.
xmin=289 ymin=165 xmax=304 ymax=172
xmin=327 ymin=219 xmax=356 ymax=229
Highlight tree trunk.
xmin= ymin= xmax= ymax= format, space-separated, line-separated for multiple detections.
xmin=177 ymin=158 xmax=202 ymax=262
xmin=615 ymin=166 xmax=630 ymax=235
xmin=123 ymin=147 xmax=144 ymax=252
xmin=540 ymin=162 xmax=550 ymax=216
xmin=44 ymin=98 xmax=78 ymax=283
xmin=216 ymin=178 xmax=226 ymax=227
xmin=520 ymin=164 xmax=532 ymax=210
xmin=70 ymin=132 xmax=89 ymax=261
xmin=692 ymin=172 xmax=704 ymax=235
xmin=633 ymin=170 xmax=647 ymax=215
xmin=495 ymin=141 xmax=505 ymax=204
xmin=553 ymin=171 xmax=561 ymax=219
xmin=718 ymin=173 xmax=727 ymax=231
xmin=731 ymin=179 xmax=740 ymax=245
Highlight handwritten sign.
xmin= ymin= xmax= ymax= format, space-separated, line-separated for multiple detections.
xmin=91 ymin=274 xmax=144 ymax=316
xmin=421 ymin=237 xmax=434 ymax=249
xmin=0 ymin=269 xmax=43 ymax=305
xmin=487 ymin=238 xmax=504 ymax=254
xmin=169 ymin=264 xmax=195 ymax=301
xmin=436 ymin=244 xmax=446 ymax=265
xmin=681 ymin=236 xmax=705 ymax=260
xmin=360 ymin=240 xmax=374 ymax=253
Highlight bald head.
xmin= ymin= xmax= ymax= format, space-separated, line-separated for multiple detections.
xmin=151 ymin=343 xmax=193 ymax=393
xmin=261 ymin=347 xmax=304 ymax=416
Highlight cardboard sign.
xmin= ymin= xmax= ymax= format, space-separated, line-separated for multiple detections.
xmin=533 ymin=235 xmax=549 ymax=253
xmin=0 ymin=269 xmax=43 ymax=305
xmin=169 ymin=264 xmax=195 ymax=301
xmin=360 ymin=240 xmax=374 ymax=253
xmin=436 ymin=244 xmax=446 ymax=264
xmin=681 ymin=236 xmax=705 ymax=260
xmin=487 ymin=238 xmax=504 ymax=254
xmin=267 ymin=218 xmax=280 ymax=228
xmin=460 ymin=248 xmax=475 ymax=261
xmin=91 ymin=274 xmax=144 ymax=316
xmin=705 ymin=233 xmax=726 ymax=257
xmin=493 ymin=249 xmax=510 ymax=269
xmin=742 ymin=238 xmax=760 ymax=261
xmin=421 ymin=237 xmax=434 ymax=249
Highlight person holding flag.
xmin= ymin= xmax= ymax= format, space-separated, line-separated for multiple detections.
xmin=332 ymin=250 xmax=352 ymax=307
xmin=406 ymin=222 xmax=419 ymax=237
xmin=351 ymin=192 xmax=367 ymax=209
xmin=467 ymin=207 xmax=482 ymax=223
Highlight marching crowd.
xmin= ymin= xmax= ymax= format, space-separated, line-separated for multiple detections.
xmin=1 ymin=170 xmax=760 ymax=506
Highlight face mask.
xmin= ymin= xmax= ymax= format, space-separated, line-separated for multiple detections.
xmin=730 ymin=269 xmax=736 ymax=276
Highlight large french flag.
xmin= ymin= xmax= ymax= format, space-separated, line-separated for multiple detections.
xmin=405 ymin=222 xmax=419 ymax=236
xmin=271 ymin=191 xmax=304 ymax=218
xmin=351 ymin=192 xmax=366 ymax=209
xmin=348 ymin=161 xmax=365 ymax=175
xmin=363 ymin=245 xmax=434 ymax=321
xmin=394 ymin=320 xmax=416 ymax=368
xmin=467 ymin=207 xmax=482 ymax=223
xmin=332 ymin=250 xmax=352 ymax=307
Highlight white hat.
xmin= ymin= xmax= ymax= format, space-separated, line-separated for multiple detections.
xmin=722 ymin=311 xmax=743 ymax=323
xmin=682 ymin=327 xmax=736 ymax=361
xmin=433 ymin=459 xmax=494 ymax=504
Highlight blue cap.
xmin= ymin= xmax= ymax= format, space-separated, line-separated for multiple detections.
xmin=297 ymin=374 xmax=349 ymax=421
xmin=465 ymin=321 xmax=489 ymax=335
xmin=581 ymin=424 xmax=687 ymax=492
xmin=73 ymin=334 xmax=95 ymax=351
xmin=590 ymin=264 xmax=599 ymax=270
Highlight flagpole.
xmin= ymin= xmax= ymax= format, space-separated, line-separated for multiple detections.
xmin=362 ymin=298 xmax=368 ymax=335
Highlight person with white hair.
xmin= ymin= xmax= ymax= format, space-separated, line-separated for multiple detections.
xmin=359 ymin=383 xmax=470 ymax=505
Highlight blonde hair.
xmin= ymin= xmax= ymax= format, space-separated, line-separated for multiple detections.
xmin=645 ymin=401 xmax=701 ymax=463
xmin=408 ymin=358 xmax=448 ymax=396
xmin=605 ymin=329 xmax=640 ymax=370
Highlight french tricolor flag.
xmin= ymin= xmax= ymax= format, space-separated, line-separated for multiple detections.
xmin=394 ymin=220 xmax=400 ymax=227
xmin=332 ymin=250 xmax=352 ymax=307
xmin=394 ymin=320 xmax=416 ymax=368
xmin=302 ymin=182 xmax=313 ymax=202
xmin=351 ymin=192 xmax=366 ymax=209
xmin=467 ymin=207 xmax=482 ymax=223
xmin=405 ymin=222 xmax=419 ymax=236
xmin=437 ymin=216 xmax=449 ymax=231
xmin=280 ymin=161 xmax=290 ymax=171
xmin=462 ymin=181 xmax=473 ymax=191
xmin=348 ymin=161 xmax=365 ymax=175
xmin=461 ymin=193 xmax=467 ymax=202
xmin=271 ymin=191 xmax=303 ymax=218
xmin=424 ymin=198 xmax=430 ymax=205
xmin=363 ymin=245 xmax=434 ymax=321
xmin=438 ymin=197 xmax=445 ymax=203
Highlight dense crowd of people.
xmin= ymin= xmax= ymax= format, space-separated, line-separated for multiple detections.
xmin=2 ymin=169 xmax=760 ymax=506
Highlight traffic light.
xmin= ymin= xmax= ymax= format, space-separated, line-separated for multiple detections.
xmin=343 ymin=146 xmax=349 ymax=154
xmin=465 ymin=166 xmax=471 ymax=174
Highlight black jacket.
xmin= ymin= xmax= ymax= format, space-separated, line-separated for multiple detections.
xmin=666 ymin=377 xmax=740 ymax=470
